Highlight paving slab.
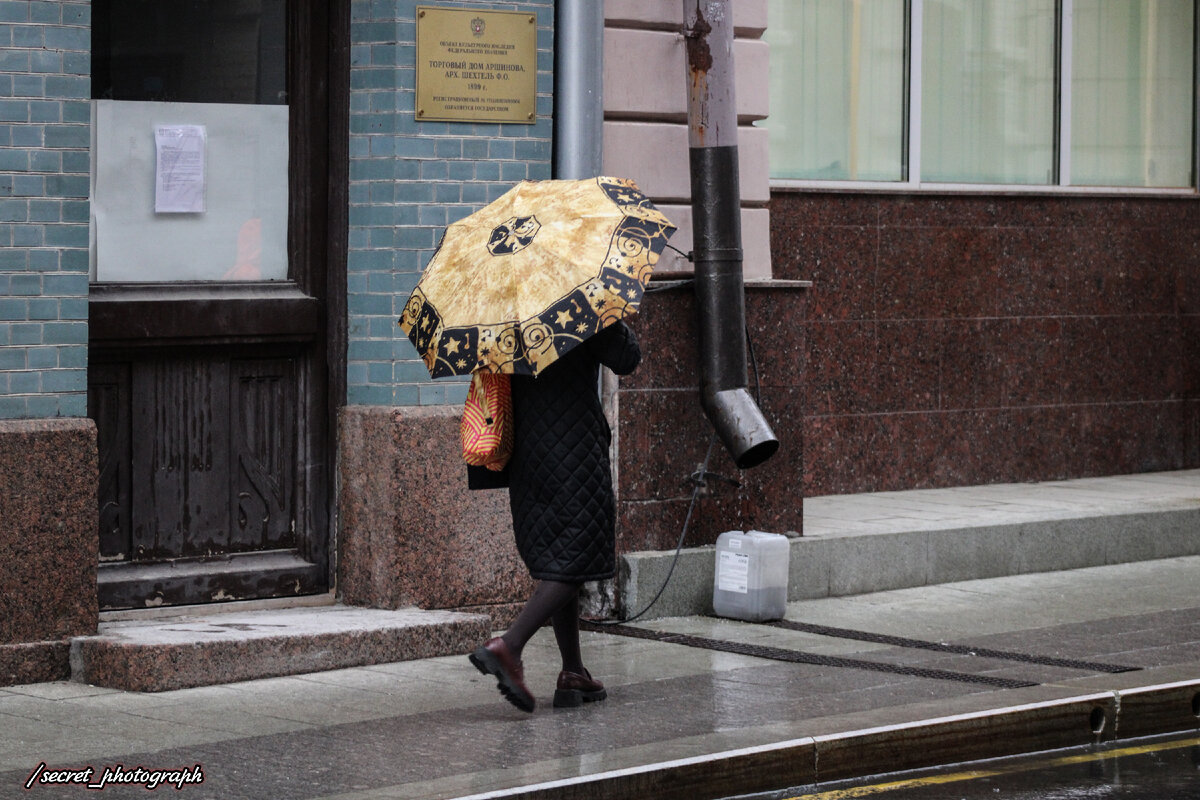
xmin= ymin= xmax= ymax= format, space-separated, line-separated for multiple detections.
xmin=1 ymin=554 xmax=1197 ymax=799
xmin=5 ymin=471 xmax=1199 ymax=798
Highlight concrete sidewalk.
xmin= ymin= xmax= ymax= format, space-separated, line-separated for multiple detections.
xmin=2 ymin=472 xmax=1199 ymax=800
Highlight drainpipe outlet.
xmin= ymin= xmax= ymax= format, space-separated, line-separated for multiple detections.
xmin=704 ymin=387 xmax=778 ymax=470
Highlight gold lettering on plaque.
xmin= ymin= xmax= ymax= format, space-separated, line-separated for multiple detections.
xmin=417 ymin=6 xmax=537 ymax=124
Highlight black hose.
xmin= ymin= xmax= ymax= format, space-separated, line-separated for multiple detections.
xmin=590 ymin=432 xmax=718 ymax=625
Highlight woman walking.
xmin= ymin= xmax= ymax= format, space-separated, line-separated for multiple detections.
xmin=469 ymin=319 xmax=641 ymax=712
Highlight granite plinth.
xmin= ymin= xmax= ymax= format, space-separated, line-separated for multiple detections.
xmin=71 ymin=605 xmax=491 ymax=692
xmin=455 ymin=601 xmax=524 ymax=629
xmin=0 ymin=641 xmax=71 ymax=686
xmin=337 ymin=405 xmax=532 ymax=614
xmin=0 ymin=419 xmax=98 ymax=662
xmin=771 ymin=191 xmax=1200 ymax=495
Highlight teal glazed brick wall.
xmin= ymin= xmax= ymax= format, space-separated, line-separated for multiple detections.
xmin=347 ymin=0 xmax=554 ymax=407
xmin=0 ymin=0 xmax=91 ymax=420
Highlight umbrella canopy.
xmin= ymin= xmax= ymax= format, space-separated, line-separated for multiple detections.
xmin=399 ymin=176 xmax=676 ymax=377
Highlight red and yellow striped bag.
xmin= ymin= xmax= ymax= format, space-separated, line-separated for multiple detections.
xmin=460 ymin=372 xmax=513 ymax=471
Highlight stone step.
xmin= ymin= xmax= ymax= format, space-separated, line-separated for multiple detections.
xmin=619 ymin=470 xmax=1200 ymax=620
xmin=70 ymin=604 xmax=491 ymax=692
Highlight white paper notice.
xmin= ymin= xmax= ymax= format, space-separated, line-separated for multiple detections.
xmin=155 ymin=125 xmax=206 ymax=213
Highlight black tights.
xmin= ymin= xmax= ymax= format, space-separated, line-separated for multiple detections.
xmin=500 ymin=579 xmax=585 ymax=674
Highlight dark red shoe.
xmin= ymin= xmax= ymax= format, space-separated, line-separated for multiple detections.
xmin=553 ymin=668 xmax=607 ymax=708
xmin=469 ymin=637 xmax=535 ymax=712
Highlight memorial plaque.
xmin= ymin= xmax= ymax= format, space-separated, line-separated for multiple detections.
xmin=416 ymin=6 xmax=538 ymax=124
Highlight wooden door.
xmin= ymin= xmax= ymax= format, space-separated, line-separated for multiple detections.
xmin=86 ymin=0 xmax=346 ymax=609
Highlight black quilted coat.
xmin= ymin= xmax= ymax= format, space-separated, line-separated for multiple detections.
xmin=507 ymin=321 xmax=641 ymax=582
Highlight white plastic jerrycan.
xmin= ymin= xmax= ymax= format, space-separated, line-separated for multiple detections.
xmin=712 ymin=530 xmax=790 ymax=622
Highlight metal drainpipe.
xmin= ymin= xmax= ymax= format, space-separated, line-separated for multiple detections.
xmin=556 ymin=5 xmax=623 ymax=617
xmin=554 ymin=0 xmax=604 ymax=179
xmin=555 ymin=1 xmax=624 ymax=480
xmin=683 ymin=0 xmax=778 ymax=470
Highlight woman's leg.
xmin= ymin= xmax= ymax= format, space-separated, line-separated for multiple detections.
xmin=501 ymin=579 xmax=579 ymax=659
xmin=548 ymin=588 xmax=607 ymax=707
xmin=471 ymin=580 xmax=595 ymax=712
xmin=471 ymin=580 xmax=577 ymax=713
xmin=550 ymin=590 xmax=584 ymax=674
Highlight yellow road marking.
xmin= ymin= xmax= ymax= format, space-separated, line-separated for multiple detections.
xmin=786 ymin=735 xmax=1200 ymax=799
xmin=786 ymin=771 xmax=1004 ymax=800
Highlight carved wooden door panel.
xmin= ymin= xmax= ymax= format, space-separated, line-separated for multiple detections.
xmin=90 ymin=346 xmax=319 ymax=607
xmin=86 ymin=0 xmax=340 ymax=609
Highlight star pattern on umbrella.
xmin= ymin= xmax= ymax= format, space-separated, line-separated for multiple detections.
xmin=398 ymin=176 xmax=675 ymax=378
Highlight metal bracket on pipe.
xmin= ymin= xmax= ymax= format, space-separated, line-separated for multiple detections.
xmin=689 ymin=468 xmax=742 ymax=494
xmin=692 ymin=247 xmax=744 ymax=263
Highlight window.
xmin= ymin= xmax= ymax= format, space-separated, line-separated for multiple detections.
xmin=765 ymin=1 xmax=906 ymax=181
xmin=921 ymin=1 xmax=1057 ymax=184
xmin=90 ymin=0 xmax=291 ymax=282
xmin=92 ymin=0 xmax=287 ymax=105
xmin=1070 ymin=0 xmax=1195 ymax=187
xmin=764 ymin=0 xmax=1197 ymax=191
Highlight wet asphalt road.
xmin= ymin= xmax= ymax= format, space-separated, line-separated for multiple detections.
xmin=751 ymin=733 xmax=1200 ymax=800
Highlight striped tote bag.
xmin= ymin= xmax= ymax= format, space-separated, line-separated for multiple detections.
xmin=460 ymin=372 xmax=513 ymax=472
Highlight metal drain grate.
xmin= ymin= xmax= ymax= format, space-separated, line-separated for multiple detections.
xmin=583 ymin=623 xmax=1040 ymax=689
xmin=767 ymin=620 xmax=1140 ymax=674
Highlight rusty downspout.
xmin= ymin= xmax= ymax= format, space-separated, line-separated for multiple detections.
xmin=682 ymin=0 xmax=778 ymax=469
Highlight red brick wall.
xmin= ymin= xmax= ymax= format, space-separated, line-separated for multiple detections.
xmin=771 ymin=191 xmax=1200 ymax=496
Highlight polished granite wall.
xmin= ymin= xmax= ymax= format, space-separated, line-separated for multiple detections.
xmin=337 ymin=190 xmax=1199 ymax=608
xmin=0 ymin=419 xmax=97 ymax=685
xmin=614 ymin=286 xmax=807 ymax=552
xmin=771 ymin=192 xmax=1200 ymax=496
xmin=338 ymin=283 xmax=809 ymax=598
xmin=337 ymin=405 xmax=531 ymax=625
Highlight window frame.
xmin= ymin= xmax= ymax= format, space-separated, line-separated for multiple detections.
xmin=768 ymin=0 xmax=1200 ymax=196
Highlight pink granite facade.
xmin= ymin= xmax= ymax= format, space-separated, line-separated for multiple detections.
xmin=335 ymin=293 xmax=809 ymax=601
xmin=772 ymin=191 xmax=1200 ymax=497
xmin=337 ymin=405 xmax=532 ymax=626
xmin=615 ymin=288 xmax=807 ymax=553
xmin=0 ymin=419 xmax=98 ymax=685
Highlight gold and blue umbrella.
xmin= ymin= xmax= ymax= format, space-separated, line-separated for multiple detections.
xmin=399 ymin=176 xmax=676 ymax=377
